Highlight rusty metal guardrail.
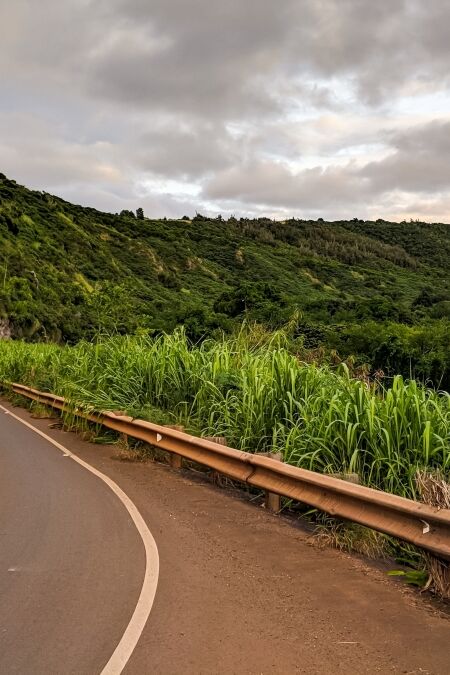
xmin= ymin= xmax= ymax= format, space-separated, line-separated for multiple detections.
xmin=11 ymin=382 xmax=450 ymax=560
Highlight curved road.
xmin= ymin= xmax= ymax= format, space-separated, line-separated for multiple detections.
xmin=0 ymin=406 xmax=157 ymax=674
xmin=1 ymin=400 xmax=449 ymax=674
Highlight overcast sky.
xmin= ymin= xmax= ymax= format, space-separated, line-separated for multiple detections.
xmin=1 ymin=0 xmax=450 ymax=221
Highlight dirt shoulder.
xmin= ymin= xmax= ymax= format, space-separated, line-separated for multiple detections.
xmin=4 ymin=399 xmax=449 ymax=675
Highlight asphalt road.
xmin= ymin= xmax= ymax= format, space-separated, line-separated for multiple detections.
xmin=1 ymin=400 xmax=449 ymax=675
xmin=0 ymin=406 xmax=153 ymax=674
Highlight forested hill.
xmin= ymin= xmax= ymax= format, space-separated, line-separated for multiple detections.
xmin=1 ymin=173 xmax=449 ymax=385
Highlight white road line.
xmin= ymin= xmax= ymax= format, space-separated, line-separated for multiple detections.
xmin=0 ymin=404 xmax=159 ymax=675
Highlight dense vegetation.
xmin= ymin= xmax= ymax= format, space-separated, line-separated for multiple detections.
xmin=0 ymin=330 xmax=448 ymax=500
xmin=0 ymin=172 xmax=449 ymax=387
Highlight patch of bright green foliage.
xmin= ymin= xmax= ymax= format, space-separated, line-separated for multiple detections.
xmin=0 ymin=173 xmax=449 ymax=386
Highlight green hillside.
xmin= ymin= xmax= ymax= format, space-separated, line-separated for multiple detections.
xmin=1 ymin=172 xmax=449 ymax=386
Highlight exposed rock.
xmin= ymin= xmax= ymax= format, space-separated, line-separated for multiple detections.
xmin=0 ymin=318 xmax=12 ymax=340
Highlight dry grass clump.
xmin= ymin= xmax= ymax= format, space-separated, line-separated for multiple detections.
xmin=30 ymin=403 xmax=55 ymax=419
xmin=314 ymin=517 xmax=388 ymax=559
xmin=416 ymin=470 xmax=450 ymax=510
xmin=416 ymin=470 xmax=450 ymax=599
xmin=113 ymin=434 xmax=157 ymax=463
xmin=114 ymin=445 xmax=146 ymax=462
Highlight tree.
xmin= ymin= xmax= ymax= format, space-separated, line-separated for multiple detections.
xmin=136 ymin=207 xmax=144 ymax=220
xmin=412 ymin=287 xmax=440 ymax=308
xmin=213 ymin=281 xmax=288 ymax=326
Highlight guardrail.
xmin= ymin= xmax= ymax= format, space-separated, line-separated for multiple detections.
xmin=11 ymin=382 xmax=450 ymax=560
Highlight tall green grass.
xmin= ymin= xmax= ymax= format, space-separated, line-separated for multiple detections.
xmin=0 ymin=328 xmax=448 ymax=499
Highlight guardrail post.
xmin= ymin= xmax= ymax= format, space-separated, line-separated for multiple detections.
xmin=330 ymin=472 xmax=360 ymax=485
xmin=204 ymin=436 xmax=228 ymax=446
xmin=110 ymin=411 xmax=130 ymax=447
xmin=265 ymin=452 xmax=282 ymax=513
xmin=204 ymin=436 xmax=228 ymax=485
xmin=165 ymin=425 xmax=185 ymax=470
xmin=170 ymin=453 xmax=183 ymax=470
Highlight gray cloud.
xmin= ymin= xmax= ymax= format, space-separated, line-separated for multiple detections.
xmin=204 ymin=160 xmax=367 ymax=213
xmin=0 ymin=113 xmax=119 ymax=188
xmin=131 ymin=123 xmax=238 ymax=179
xmin=362 ymin=120 xmax=450 ymax=193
